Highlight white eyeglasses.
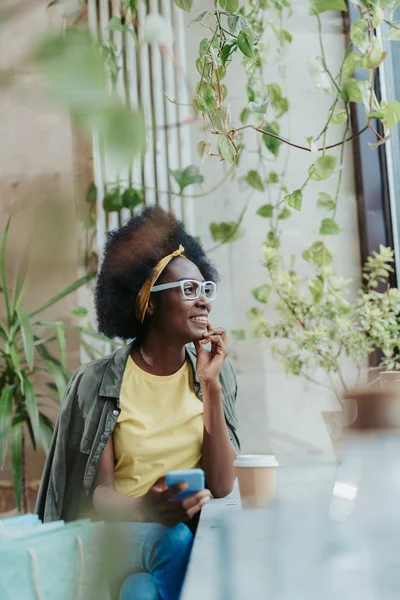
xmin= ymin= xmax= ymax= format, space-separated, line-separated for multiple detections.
xmin=151 ymin=279 xmax=217 ymax=301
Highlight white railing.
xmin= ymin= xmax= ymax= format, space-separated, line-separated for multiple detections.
xmin=87 ymin=0 xmax=194 ymax=253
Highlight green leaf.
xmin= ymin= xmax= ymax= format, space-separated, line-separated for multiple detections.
xmin=197 ymin=140 xmax=211 ymax=162
xmin=267 ymin=82 xmax=289 ymax=117
xmin=377 ymin=101 xmax=400 ymax=130
xmin=173 ymin=0 xmax=193 ymax=11
xmin=108 ymin=16 xmax=126 ymax=32
xmin=265 ymin=230 xmax=280 ymax=248
xmin=71 ymin=306 xmax=88 ymax=318
xmin=189 ymin=11 xmax=209 ymax=25
xmin=37 ymin=32 xmax=146 ymax=168
xmin=0 ymin=385 xmax=14 ymax=468
xmin=257 ymin=204 xmax=274 ymax=218
xmin=122 ymin=188 xmax=143 ymax=209
xmin=218 ymin=0 xmax=239 ymax=12
xmin=86 ymin=183 xmax=97 ymax=204
xmin=308 ymin=155 xmax=337 ymax=181
xmin=330 ymin=107 xmax=347 ymax=125
xmin=10 ymin=344 xmax=22 ymax=384
xmin=284 ymin=189 xmax=303 ymax=211
xmin=341 ymin=79 xmax=362 ymax=103
xmin=319 ymin=218 xmax=342 ymax=235
xmin=240 ymin=108 xmax=251 ymax=124
xmin=16 ymin=308 xmax=34 ymax=371
xmin=302 ymin=241 xmax=333 ymax=266
xmin=263 ymin=122 xmax=281 ymax=156
xmin=29 ymin=272 xmax=96 ymax=318
xmin=308 ymin=279 xmax=324 ymax=303
xmin=195 ymin=82 xmax=216 ymax=112
xmin=11 ymin=420 xmax=23 ymax=512
xmin=22 ymin=373 xmax=39 ymax=450
xmin=103 ymin=189 xmax=123 ymax=212
xmin=269 ymin=172 xmax=279 ymax=184
xmin=38 ymin=412 xmax=54 ymax=455
xmin=0 ymin=219 xmax=11 ymax=327
xmin=245 ymin=170 xmax=264 ymax=192
xmin=317 ymin=192 xmax=336 ymax=211
xmin=86 ymin=105 xmax=146 ymax=170
xmin=365 ymin=37 xmax=386 ymax=68
xmin=386 ymin=23 xmax=400 ymax=41
xmin=237 ymin=30 xmax=254 ymax=59
xmin=209 ymin=221 xmax=244 ymax=244
xmin=227 ymin=15 xmax=247 ymax=35
xmin=221 ymin=43 xmax=236 ymax=67
xmin=252 ymin=284 xmax=271 ymax=304
xmin=350 ymin=19 xmax=368 ymax=52
xmin=278 ymin=207 xmax=292 ymax=220
xmin=44 ymin=359 xmax=68 ymax=400
xmin=231 ymin=329 xmax=246 ymax=341
xmin=342 ymin=51 xmax=363 ymax=77
xmin=199 ymin=38 xmax=210 ymax=58
xmin=170 ymin=165 xmax=204 ymax=192
xmin=55 ymin=322 xmax=67 ymax=369
xmin=84 ymin=214 xmax=96 ymax=231
xmin=309 ymin=55 xmax=335 ymax=95
xmin=371 ymin=6 xmax=384 ymax=28
xmin=309 ymin=0 xmax=347 ymax=15
xmin=249 ymin=100 xmax=269 ymax=114
xmin=218 ymin=135 xmax=237 ymax=164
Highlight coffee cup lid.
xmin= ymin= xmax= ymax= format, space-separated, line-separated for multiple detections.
xmin=234 ymin=454 xmax=279 ymax=468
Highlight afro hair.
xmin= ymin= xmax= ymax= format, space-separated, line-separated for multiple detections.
xmin=95 ymin=206 xmax=219 ymax=340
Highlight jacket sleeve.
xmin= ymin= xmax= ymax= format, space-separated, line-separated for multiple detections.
xmin=35 ymin=369 xmax=80 ymax=522
xmin=220 ymin=359 xmax=241 ymax=453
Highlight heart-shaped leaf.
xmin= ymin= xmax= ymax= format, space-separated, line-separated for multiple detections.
xmin=245 ymin=170 xmax=264 ymax=192
xmin=319 ymin=218 xmax=342 ymax=235
xmin=308 ymin=155 xmax=337 ymax=181
xmin=170 ymin=165 xmax=204 ymax=192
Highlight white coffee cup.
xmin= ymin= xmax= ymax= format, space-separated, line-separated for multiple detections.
xmin=234 ymin=454 xmax=279 ymax=509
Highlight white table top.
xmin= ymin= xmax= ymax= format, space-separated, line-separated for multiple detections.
xmin=181 ymin=457 xmax=336 ymax=600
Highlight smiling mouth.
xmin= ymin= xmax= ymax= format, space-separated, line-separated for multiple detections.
xmin=189 ymin=316 xmax=208 ymax=325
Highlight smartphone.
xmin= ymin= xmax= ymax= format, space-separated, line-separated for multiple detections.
xmin=165 ymin=468 xmax=205 ymax=501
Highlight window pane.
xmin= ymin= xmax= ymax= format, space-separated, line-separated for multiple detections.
xmin=380 ymin=16 xmax=400 ymax=282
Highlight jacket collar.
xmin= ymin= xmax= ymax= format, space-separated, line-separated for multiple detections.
xmin=98 ymin=341 xmax=200 ymax=405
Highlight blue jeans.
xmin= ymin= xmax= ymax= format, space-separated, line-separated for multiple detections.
xmin=118 ymin=523 xmax=193 ymax=600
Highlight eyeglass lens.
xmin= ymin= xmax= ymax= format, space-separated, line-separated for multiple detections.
xmin=182 ymin=281 xmax=215 ymax=299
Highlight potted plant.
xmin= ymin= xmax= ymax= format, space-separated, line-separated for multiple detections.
xmin=247 ymin=242 xmax=400 ymax=455
xmin=0 ymin=221 xmax=96 ymax=513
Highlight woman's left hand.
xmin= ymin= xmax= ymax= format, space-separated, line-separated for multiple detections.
xmin=194 ymin=325 xmax=228 ymax=384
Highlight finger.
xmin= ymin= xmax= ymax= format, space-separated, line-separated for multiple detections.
xmin=202 ymin=328 xmax=225 ymax=339
xmin=202 ymin=335 xmax=224 ymax=348
xmin=151 ymin=476 xmax=167 ymax=492
xmin=163 ymin=482 xmax=188 ymax=501
xmin=194 ymin=339 xmax=207 ymax=353
xmin=181 ymin=489 xmax=211 ymax=511
xmin=185 ymin=495 xmax=211 ymax=520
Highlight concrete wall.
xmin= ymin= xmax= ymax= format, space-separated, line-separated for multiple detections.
xmin=0 ymin=1 xmax=361 ymax=501
xmin=0 ymin=0 xmax=88 ymax=488
xmin=183 ymin=2 xmax=361 ymax=456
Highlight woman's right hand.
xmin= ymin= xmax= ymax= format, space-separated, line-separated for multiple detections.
xmin=140 ymin=477 xmax=211 ymax=526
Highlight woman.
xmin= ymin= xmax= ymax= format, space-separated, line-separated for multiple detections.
xmin=36 ymin=206 xmax=240 ymax=600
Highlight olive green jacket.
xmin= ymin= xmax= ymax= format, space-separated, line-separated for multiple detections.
xmin=36 ymin=343 xmax=240 ymax=522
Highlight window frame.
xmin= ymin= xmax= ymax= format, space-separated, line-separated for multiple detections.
xmin=344 ymin=6 xmax=397 ymax=287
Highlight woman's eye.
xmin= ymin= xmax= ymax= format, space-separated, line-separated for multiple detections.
xmin=184 ymin=284 xmax=195 ymax=294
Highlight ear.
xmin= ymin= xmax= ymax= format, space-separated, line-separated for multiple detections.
xmin=146 ymin=297 xmax=155 ymax=318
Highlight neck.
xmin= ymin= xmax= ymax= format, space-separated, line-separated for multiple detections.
xmin=133 ymin=329 xmax=187 ymax=376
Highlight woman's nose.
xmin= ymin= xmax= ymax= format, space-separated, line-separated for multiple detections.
xmin=196 ymin=293 xmax=211 ymax=311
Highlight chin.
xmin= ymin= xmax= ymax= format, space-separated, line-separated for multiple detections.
xmin=186 ymin=326 xmax=207 ymax=343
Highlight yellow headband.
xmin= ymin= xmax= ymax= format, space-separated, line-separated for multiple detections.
xmin=136 ymin=245 xmax=185 ymax=323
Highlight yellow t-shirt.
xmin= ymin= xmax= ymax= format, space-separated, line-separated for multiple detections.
xmin=113 ymin=356 xmax=204 ymax=497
